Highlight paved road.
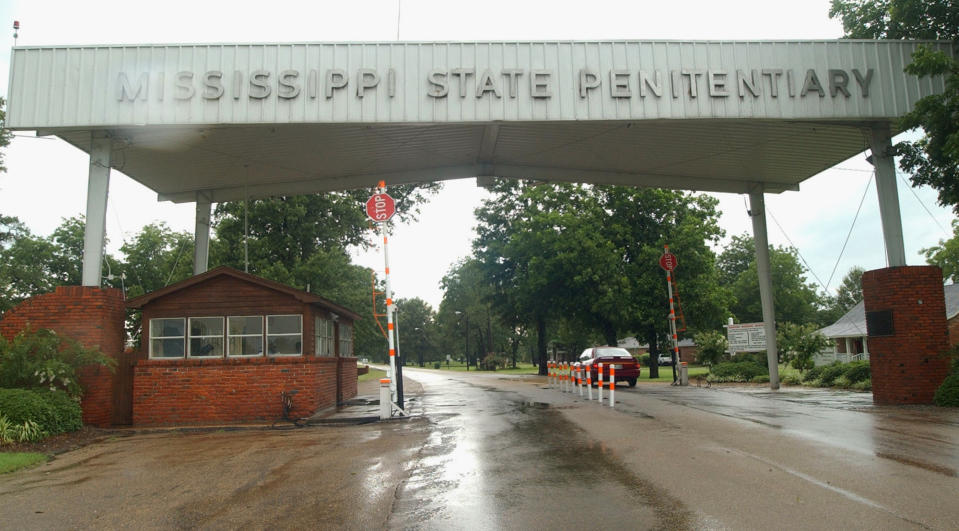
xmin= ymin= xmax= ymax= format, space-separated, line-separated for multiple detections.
xmin=409 ymin=368 xmax=959 ymax=530
xmin=2 ymin=368 xmax=957 ymax=529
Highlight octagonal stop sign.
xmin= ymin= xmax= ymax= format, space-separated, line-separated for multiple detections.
xmin=659 ymin=252 xmax=678 ymax=272
xmin=365 ymin=192 xmax=396 ymax=222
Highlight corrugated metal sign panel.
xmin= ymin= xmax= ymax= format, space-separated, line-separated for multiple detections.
xmin=6 ymin=40 xmax=951 ymax=129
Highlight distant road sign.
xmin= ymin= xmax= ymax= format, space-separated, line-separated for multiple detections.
xmin=366 ymin=193 xmax=396 ymax=222
xmin=659 ymin=252 xmax=678 ymax=272
xmin=727 ymin=322 xmax=766 ymax=352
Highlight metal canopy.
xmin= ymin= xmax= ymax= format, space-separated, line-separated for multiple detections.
xmin=7 ymin=40 xmax=951 ymax=202
xmin=48 ymin=118 xmax=884 ymax=203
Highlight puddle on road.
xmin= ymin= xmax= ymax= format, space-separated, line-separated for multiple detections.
xmin=388 ymin=380 xmax=694 ymax=530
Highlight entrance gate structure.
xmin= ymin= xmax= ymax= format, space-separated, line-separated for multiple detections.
xmin=5 ymin=39 xmax=954 ymax=397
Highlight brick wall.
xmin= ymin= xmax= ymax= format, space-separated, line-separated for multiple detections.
xmin=0 ymin=287 xmax=125 ymax=426
xmin=133 ymin=356 xmax=348 ymax=426
xmin=339 ymin=358 xmax=358 ymax=401
xmin=862 ymin=266 xmax=951 ymax=405
xmin=949 ymin=314 xmax=959 ymax=347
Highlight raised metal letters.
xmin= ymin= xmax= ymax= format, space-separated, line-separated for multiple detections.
xmin=115 ymin=66 xmax=876 ymax=104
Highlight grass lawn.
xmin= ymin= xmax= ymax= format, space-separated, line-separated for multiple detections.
xmin=406 ymin=361 xmax=542 ymax=375
xmin=0 ymin=452 xmax=47 ymax=474
xmin=358 ymin=367 xmax=387 ymax=382
xmin=637 ymin=365 xmax=710 ymax=383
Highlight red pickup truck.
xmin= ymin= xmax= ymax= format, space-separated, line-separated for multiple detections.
xmin=576 ymin=347 xmax=641 ymax=387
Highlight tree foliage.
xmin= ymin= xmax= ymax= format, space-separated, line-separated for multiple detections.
xmin=0 ymin=97 xmax=13 ymax=173
xmin=473 ymin=180 xmax=729 ymax=377
xmin=922 ymin=219 xmax=959 ymax=282
xmin=718 ymin=233 xmax=824 ymax=326
xmin=777 ymin=322 xmax=831 ymax=373
xmin=395 ymin=297 xmax=438 ymax=367
xmin=693 ymin=329 xmax=727 ymax=367
xmin=0 ymin=327 xmax=116 ymax=398
xmin=830 ymin=0 xmax=959 ymax=213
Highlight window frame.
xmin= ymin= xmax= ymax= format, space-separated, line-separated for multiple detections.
xmin=338 ymin=321 xmax=353 ymax=358
xmin=266 ymin=314 xmax=303 ymax=357
xmin=149 ymin=317 xmax=186 ymax=359
xmin=227 ymin=315 xmax=264 ymax=358
xmin=187 ymin=316 xmax=225 ymax=358
xmin=314 ymin=316 xmax=335 ymax=357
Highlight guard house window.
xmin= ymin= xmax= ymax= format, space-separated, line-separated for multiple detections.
xmin=315 ymin=317 xmax=335 ymax=357
xmin=228 ymin=316 xmax=263 ymax=357
xmin=267 ymin=315 xmax=302 ymax=356
xmin=189 ymin=317 xmax=224 ymax=357
xmin=150 ymin=318 xmax=185 ymax=359
xmin=338 ymin=322 xmax=353 ymax=357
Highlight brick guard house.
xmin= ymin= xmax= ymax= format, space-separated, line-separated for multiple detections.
xmin=126 ymin=267 xmax=361 ymax=425
xmin=0 ymin=266 xmax=361 ymax=426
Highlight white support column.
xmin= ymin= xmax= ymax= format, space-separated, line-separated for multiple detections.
xmin=868 ymin=124 xmax=907 ymax=267
xmin=748 ymin=187 xmax=781 ymax=390
xmin=81 ymin=131 xmax=112 ymax=287
xmin=193 ymin=191 xmax=212 ymax=275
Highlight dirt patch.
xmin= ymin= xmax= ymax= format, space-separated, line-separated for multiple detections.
xmin=1 ymin=426 xmax=122 ymax=456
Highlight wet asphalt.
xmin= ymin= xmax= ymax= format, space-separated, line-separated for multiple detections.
xmin=386 ymin=370 xmax=691 ymax=530
xmin=390 ymin=367 xmax=959 ymax=530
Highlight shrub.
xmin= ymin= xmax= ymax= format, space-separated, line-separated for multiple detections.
xmin=0 ymin=327 xmax=116 ymax=398
xmin=818 ymin=362 xmax=849 ymax=387
xmin=842 ymin=361 xmax=871 ymax=384
xmin=777 ymin=322 xmax=830 ymax=374
xmin=851 ymin=379 xmax=872 ymax=392
xmin=803 ymin=364 xmax=827 ymax=383
xmin=751 ymin=374 xmax=770 ymax=383
xmin=709 ymin=360 xmax=768 ymax=382
xmin=433 ymin=362 xmax=442 ymax=369
xmin=781 ymin=373 xmax=801 ymax=385
xmin=0 ymin=388 xmax=82 ymax=436
xmin=934 ymin=373 xmax=959 ymax=407
xmin=693 ymin=330 xmax=727 ymax=367
xmin=0 ymin=416 xmax=45 ymax=444
xmin=637 ymin=354 xmax=650 ymax=367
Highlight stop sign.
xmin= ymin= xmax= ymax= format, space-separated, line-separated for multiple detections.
xmin=365 ymin=193 xmax=396 ymax=222
xmin=659 ymin=252 xmax=678 ymax=271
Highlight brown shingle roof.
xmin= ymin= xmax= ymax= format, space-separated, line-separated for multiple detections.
xmin=125 ymin=266 xmax=362 ymax=321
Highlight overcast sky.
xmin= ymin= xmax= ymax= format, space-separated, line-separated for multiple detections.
xmin=0 ymin=0 xmax=954 ymax=311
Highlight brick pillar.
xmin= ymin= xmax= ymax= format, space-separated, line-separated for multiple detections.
xmin=862 ymin=267 xmax=951 ymax=405
xmin=0 ymin=286 xmax=126 ymax=426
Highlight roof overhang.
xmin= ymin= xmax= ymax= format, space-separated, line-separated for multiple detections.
xmin=7 ymin=40 xmax=953 ymax=202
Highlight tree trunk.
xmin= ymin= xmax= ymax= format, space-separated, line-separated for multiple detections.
xmin=647 ymin=326 xmax=660 ymax=379
xmin=602 ymin=321 xmax=618 ymax=347
xmin=536 ymin=316 xmax=548 ymax=375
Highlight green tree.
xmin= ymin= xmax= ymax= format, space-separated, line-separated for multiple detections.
xmin=922 ymin=219 xmax=959 ymax=282
xmin=718 ymin=233 xmax=824 ymax=326
xmin=830 ymin=0 xmax=959 ymax=213
xmin=693 ymin=330 xmax=728 ymax=367
xmin=777 ymin=322 xmax=831 ymax=374
xmin=0 ymin=97 xmax=13 ymax=172
xmin=120 ymin=222 xmax=194 ymax=299
xmin=210 ymin=186 xmax=439 ymax=362
xmin=395 ymin=297 xmax=438 ymax=367
xmin=473 ymin=181 xmax=729 ymax=377
xmin=834 ymin=266 xmax=866 ymax=311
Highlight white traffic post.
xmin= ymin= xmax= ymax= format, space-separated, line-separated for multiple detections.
xmin=610 ymin=366 xmax=616 ymax=408
xmin=379 ymin=378 xmax=391 ymax=420
xmin=597 ymin=363 xmax=604 ymax=404
xmin=564 ymin=362 xmax=570 ymax=393
xmin=382 ymin=218 xmax=397 ymax=406
xmin=577 ymin=365 xmax=583 ymax=396
xmin=586 ymin=365 xmax=593 ymax=400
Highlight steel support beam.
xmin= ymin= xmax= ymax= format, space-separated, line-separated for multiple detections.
xmin=749 ymin=187 xmax=781 ymax=390
xmin=868 ymin=124 xmax=906 ymax=267
xmin=193 ymin=191 xmax=212 ymax=275
xmin=81 ymin=131 xmax=111 ymax=287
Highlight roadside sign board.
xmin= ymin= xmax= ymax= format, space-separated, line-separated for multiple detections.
xmin=727 ymin=322 xmax=766 ymax=352
xmin=365 ymin=193 xmax=396 ymax=222
xmin=659 ymin=252 xmax=678 ymax=271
